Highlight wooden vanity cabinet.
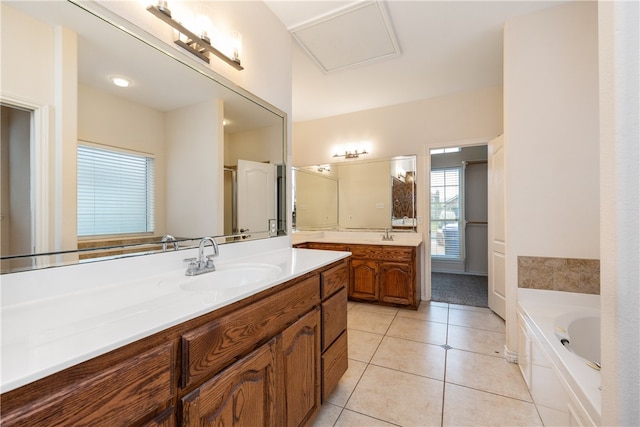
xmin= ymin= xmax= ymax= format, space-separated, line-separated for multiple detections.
xmin=0 ymin=341 xmax=176 ymax=427
xmin=0 ymin=259 xmax=349 ymax=427
xmin=299 ymin=242 xmax=421 ymax=309
xmin=319 ymin=261 xmax=349 ymax=401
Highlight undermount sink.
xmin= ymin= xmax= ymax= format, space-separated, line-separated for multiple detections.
xmin=158 ymin=263 xmax=283 ymax=293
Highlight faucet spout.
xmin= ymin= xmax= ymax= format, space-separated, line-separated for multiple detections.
xmin=185 ymin=237 xmax=219 ymax=276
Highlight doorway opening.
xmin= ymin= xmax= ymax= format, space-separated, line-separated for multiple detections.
xmin=429 ymin=144 xmax=488 ymax=307
xmin=1 ymin=104 xmax=34 ymax=272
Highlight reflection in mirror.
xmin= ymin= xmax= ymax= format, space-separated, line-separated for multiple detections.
xmin=293 ymin=155 xmax=416 ymax=232
xmin=0 ymin=1 xmax=285 ymax=273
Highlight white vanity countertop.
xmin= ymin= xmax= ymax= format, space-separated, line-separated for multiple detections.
xmin=0 ymin=242 xmax=349 ymax=393
xmin=292 ymin=230 xmax=423 ymax=247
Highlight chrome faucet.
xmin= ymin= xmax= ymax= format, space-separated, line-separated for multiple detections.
xmin=161 ymin=234 xmax=179 ymax=252
xmin=382 ymin=228 xmax=394 ymax=241
xmin=184 ymin=237 xmax=219 ymax=276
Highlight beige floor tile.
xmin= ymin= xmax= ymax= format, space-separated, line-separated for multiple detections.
xmin=347 ymin=309 xmax=395 ymax=335
xmin=347 ymin=301 xmax=358 ymax=311
xmin=445 ymin=349 xmax=532 ymax=401
xmin=346 ymin=365 xmax=444 ymax=426
xmin=397 ymin=303 xmax=449 ymax=324
xmin=448 ymin=303 xmax=491 ymax=312
xmin=370 ymin=336 xmax=446 ymax=381
xmin=443 ymin=383 xmax=542 ymax=426
xmin=325 ymin=359 xmax=368 ymax=407
xmin=351 ymin=302 xmax=400 ymax=316
xmin=347 ymin=329 xmax=384 ymax=363
xmin=447 ymin=324 xmax=505 ymax=356
xmin=311 ymin=403 xmax=343 ymax=427
xmin=448 ymin=307 xmax=505 ymax=332
xmin=427 ymin=300 xmax=449 ymax=308
xmin=386 ymin=316 xmax=448 ymax=345
xmin=335 ymin=409 xmax=397 ymax=426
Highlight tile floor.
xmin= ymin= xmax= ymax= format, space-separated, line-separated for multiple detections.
xmin=312 ymin=301 xmax=543 ymax=427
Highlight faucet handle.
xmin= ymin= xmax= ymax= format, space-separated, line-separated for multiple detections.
xmin=205 ymin=254 xmax=217 ymax=269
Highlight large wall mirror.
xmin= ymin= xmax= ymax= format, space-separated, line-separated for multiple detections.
xmin=293 ymin=155 xmax=416 ymax=232
xmin=1 ymin=1 xmax=286 ymax=273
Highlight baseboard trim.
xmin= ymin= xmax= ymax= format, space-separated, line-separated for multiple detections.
xmin=504 ymin=345 xmax=518 ymax=364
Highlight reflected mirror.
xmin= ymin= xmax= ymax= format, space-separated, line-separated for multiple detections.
xmin=293 ymin=155 xmax=416 ymax=232
xmin=1 ymin=1 xmax=286 ymax=273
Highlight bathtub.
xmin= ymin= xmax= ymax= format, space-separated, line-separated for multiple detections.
xmin=517 ymin=288 xmax=600 ymax=426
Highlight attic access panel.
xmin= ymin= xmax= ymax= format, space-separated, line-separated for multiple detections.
xmin=291 ymin=1 xmax=401 ymax=73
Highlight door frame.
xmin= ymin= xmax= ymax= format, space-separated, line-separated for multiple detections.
xmin=421 ymin=137 xmax=494 ymax=302
xmin=1 ymin=94 xmax=52 ymax=258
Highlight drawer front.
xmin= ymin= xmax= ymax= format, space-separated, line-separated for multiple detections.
xmin=321 ymin=260 xmax=349 ymax=299
xmin=181 ymin=275 xmax=320 ymax=389
xmin=307 ymin=242 xmax=349 ymax=252
xmin=321 ymin=331 xmax=348 ymax=402
xmin=1 ymin=342 xmax=175 ymax=427
xmin=350 ymin=244 xmax=414 ymax=262
xmin=322 ymin=287 xmax=348 ymax=351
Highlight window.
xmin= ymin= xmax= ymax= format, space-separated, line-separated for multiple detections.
xmin=430 ymin=147 xmax=461 ymax=155
xmin=77 ymin=143 xmax=154 ymax=236
xmin=430 ymin=167 xmax=461 ymax=258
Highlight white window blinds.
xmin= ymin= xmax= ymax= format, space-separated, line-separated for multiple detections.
xmin=430 ymin=167 xmax=461 ymax=258
xmin=77 ymin=144 xmax=154 ymax=236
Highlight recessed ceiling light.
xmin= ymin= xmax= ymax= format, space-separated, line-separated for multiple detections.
xmin=110 ymin=76 xmax=131 ymax=88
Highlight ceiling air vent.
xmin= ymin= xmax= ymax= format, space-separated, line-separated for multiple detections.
xmin=291 ymin=1 xmax=401 ymax=73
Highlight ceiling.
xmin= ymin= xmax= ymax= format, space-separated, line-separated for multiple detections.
xmin=264 ymin=0 xmax=568 ymax=123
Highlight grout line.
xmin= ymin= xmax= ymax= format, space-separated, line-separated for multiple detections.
xmin=440 ymin=303 xmax=450 ymax=427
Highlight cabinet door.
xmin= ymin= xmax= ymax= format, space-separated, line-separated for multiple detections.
xmin=279 ymin=308 xmax=321 ymax=427
xmin=350 ymin=259 xmax=378 ymax=301
xmin=379 ymin=262 xmax=413 ymax=306
xmin=181 ymin=339 xmax=277 ymax=427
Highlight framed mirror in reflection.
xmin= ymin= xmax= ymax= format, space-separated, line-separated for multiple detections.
xmin=293 ymin=155 xmax=416 ymax=232
xmin=0 ymin=1 xmax=286 ymax=274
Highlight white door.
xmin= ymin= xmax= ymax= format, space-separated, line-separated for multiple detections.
xmin=237 ymin=159 xmax=275 ymax=234
xmin=487 ymin=135 xmax=506 ymax=319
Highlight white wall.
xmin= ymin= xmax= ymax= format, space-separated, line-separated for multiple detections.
xmin=165 ymin=99 xmax=224 ymax=238
xmin=293 ymin=86 xmax=502 ymax=167
xmin=503 ymin=1 xmax=600 ymax=352
xmin=225 ymin=125 xmax=283 ymax=166
xmin=598 ymin=1 xmax=640 ymax=425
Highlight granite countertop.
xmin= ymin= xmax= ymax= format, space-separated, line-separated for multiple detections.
xmin=0 ymin=245 xmax=349 ymax=393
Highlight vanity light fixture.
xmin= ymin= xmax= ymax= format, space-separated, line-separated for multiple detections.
xmin=317 ymin=165 xmax=331 ymax=173
xmin=146 ymin=3 xmax=244 ymax=70
xmin=333 ymin=149 xmax=368 ymax=159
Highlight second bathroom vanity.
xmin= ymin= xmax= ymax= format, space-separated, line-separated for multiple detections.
xmin=294 ymin=231 xmax=422 ymax=309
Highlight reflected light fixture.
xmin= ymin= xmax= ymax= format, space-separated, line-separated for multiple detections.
xmin=110 ymin=76 xmax=131 ymax=87
xmin=317 ymin=165 xmax=331 ymax=173
xmin=333 ymin=149 xmax=368 ymax=159
xmin=146 ymin=1 xmax=244 ymax=70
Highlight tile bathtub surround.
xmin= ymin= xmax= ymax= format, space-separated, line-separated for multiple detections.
xmin=517 ymin=256 xmax=600 ymax=294
xmin=313 ymin=302 xmax=542 ymax=427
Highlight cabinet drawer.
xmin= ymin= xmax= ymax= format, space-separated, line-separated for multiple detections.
xmin=308 ymin=242 xmax=349 ymax=252
xmin=350 ymin=245 xmax=414 ymax=262
xmin=322 ymin=287 xmax=348 ymax=351
xmin=181 ymin=275 xmax=320 ymax=389
xmin=1 ymin=342 xmax=175 ymax=427
xmin=321 ymin=331 xmax=348 ymax=402
xmin=321 ymin=260 xmax=348 ymax=299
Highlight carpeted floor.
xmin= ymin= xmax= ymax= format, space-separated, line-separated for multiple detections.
xmin=431 ymin=272 xmax=488 ymax=307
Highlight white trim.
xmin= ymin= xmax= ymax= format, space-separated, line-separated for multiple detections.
xmin=423 ymin=137 xmax=495 ymax=302
xmin=1 ymin=93 xmax=53 ymax=258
